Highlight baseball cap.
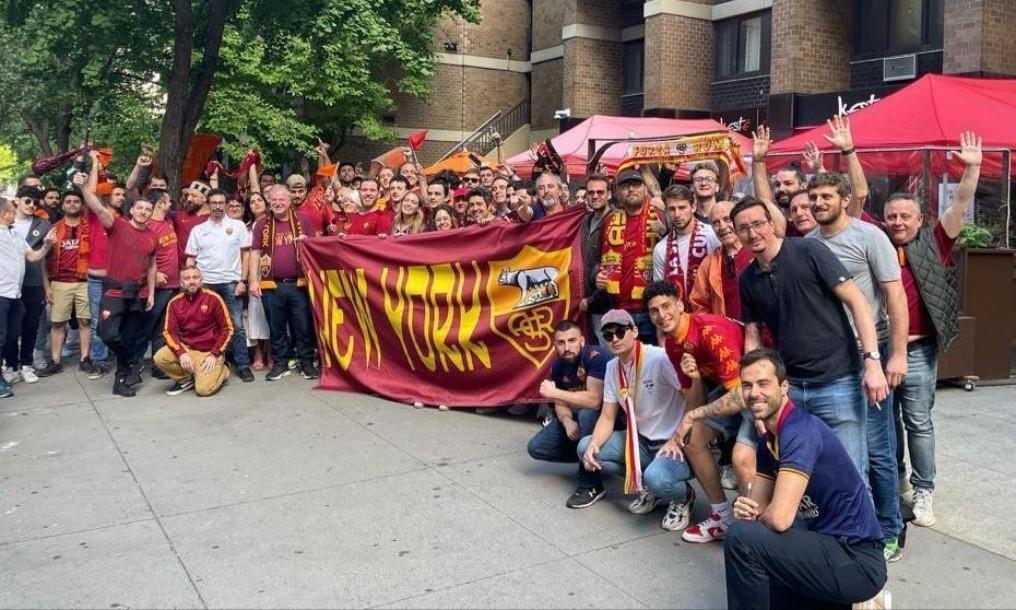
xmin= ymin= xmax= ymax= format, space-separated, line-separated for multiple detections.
xmin=616 ymin=169 xmax=643 ymax=186
xmin=285 ymin=174 xmax=307 ymax=188
xmin=452 ymin=187 xmax=470 ymax=200
xmin=600 ymin=308 xmax=636 ymax=330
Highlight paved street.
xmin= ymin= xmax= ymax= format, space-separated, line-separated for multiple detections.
xmin=1 ymin=369 xmax=1015 ymax=609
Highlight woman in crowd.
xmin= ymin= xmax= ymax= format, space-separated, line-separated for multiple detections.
xmin=428 ymin=204 xmax=458 ymax=232
xmin=391 ymin=191 xmax=426 ymax=237
xmin=244 ymin=192 xmax=271 ymax=370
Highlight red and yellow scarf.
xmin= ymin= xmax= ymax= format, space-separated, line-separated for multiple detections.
xmin=601 ymin=202 xmax=664 ymax=301
xmin=258 ymin=209 xmax=306 ymax=288
xmin=46 ymin=216 xmax=90 ymax=280
xmin=618 ymin=342 xmax=645 ymax=494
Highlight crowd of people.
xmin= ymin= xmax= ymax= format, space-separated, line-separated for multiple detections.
xmin=0 ymin=117 xmax=978 ymax=609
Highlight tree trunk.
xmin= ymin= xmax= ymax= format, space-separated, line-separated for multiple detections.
xmin=56 ymin=105 xmax=74 ymax=153
xmin=157 ymin=0 xmax=231 ymax=195
xmin=21 ymin=113 xmax=53 ymax=157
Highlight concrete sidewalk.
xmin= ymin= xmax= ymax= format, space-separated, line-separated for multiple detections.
xmin=1 ymin=369 xmax=1014 ymax=608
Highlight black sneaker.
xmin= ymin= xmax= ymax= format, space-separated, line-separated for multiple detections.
xmin=123 ymin=364 xmax=143 ymax=388
xmin=238 ymin=367 xmax=255 ymax=383
xmin=165 ymin=377 xmax=195 ymax=396
xmin=150 ymin=366 xmax=170 ymax=380
xmin=113 ymin=378 xmax=136 ymax=397
xmin=87 ymin=362 xmax=109 ymax=380
xmin=300 ymin=364 xmax=320 ymax=380
xmin=36 ymin=361 xmax=63 ymax=378
xmin=79 ymin=358 xmax=95 ymax=375
xmin=266 ymin=363 xmax=289 ymax=381
xmin=566 ymin=485 xmax=606 ymax=509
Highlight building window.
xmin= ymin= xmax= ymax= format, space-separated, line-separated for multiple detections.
xmin=854 ymin=0 xmax=944 ymax=58
xmin=714 ymin=11 xmax=771 ymax=80
xmin=623 ymin=39 xmax=644 ymax=95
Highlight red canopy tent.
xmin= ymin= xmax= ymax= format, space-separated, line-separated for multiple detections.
xmin=768 ymin=74 xmax=1016 ymax=179
xmin=506 ymin=115 xmax=751 ymax=179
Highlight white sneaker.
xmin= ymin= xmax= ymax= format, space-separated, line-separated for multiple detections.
xmin=720 ymin=464 xmax=738 ymax=491
xmin=912 ymin=489 xmax=936 ymax=527
xmin=853 ymin=587 xmax=892 ymax=610
xmin=2 ymin=366 xmax=20 ymax=384
xmin=20 ymin=366 xmax=39 ymax=384
xmin=412 ymin=402 xmax=424 ymax=409
xmin=627 ymin=490 xmax=664 ymax=515
xmin=660 ymin=487 xmax=696 ymax=531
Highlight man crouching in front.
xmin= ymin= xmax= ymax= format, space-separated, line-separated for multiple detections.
xmin=154 ymin=266 xmax=234 ymax=397
xmin=725 ymin=348 xmax=888 ymax=610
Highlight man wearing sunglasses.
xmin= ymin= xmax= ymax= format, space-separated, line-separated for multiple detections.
xmin=578 ymin=309 xmax=695 ymax=532
xmin=579 ymin=175 xmax=613 ymax=343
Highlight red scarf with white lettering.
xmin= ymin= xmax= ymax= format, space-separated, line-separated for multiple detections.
xmin=664 ymin=219 xmax=709 ymax=308
xmin=618 ymin=342 xmax=645 ymax=494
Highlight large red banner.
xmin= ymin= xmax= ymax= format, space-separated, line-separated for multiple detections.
xmin=299 ymin=208 xmax=587 ymax=406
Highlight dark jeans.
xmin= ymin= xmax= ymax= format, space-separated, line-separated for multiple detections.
xmin=528 ymin=408 xmax=602 ymax=488
xmin=724 ymin=520 xmax=886 ymax=610
xmin=97 ymin=294 xmax=147 ymax=377
xmin=132 ymin=288 xmax=175 ymax=364
xmin=206 ymin=282 xmax=249 ymax=369
xmin=0 ymin=297 xmax=24 ymax=370
xmin=261 ymin=282 xmax=314 ymax=368
xmin=3 ymin=285 xmax=45 ymax=369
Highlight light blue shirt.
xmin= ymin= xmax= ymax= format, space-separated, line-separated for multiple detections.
xmin=0 ymin=225 xmax=28 ymax=299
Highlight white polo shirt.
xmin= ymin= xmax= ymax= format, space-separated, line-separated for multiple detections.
xmin=184 ymin=217 xmax=251 ymax=284
xmin=602 ymin=344 xmax=685 ymax=441
xmin=0 ymin=225 xmax=28 ymax=299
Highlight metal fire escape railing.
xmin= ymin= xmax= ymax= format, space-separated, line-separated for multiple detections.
xmin=439 ymin=99 xmax=531 ymax=161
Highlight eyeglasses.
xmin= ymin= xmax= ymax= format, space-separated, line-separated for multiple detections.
xmin=463 ymin=177 xmax=480 ymax=183
xmin=601 ymin=325 xmax=631 ymax=342
xmin=587 ymin=189 xmax=607 ymax=196
xmin=735 ymin=219 xmax=771 ymax=236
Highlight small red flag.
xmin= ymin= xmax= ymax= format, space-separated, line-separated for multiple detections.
xmin=408 ymin=129 xmax=429 ymax=151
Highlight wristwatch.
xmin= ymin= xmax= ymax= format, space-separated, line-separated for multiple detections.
xmin=862 ymin=350 xmax=881 ymax=361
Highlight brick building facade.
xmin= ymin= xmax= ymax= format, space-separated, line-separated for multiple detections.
xmin=335 ymin=0 xmax=1016 ymax=165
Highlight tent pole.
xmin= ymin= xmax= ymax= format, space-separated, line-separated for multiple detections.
xmin=922 ymin=150 xmax=932 ymax=218
xmin=1005 ymin=149 xmax=1012 ymax=250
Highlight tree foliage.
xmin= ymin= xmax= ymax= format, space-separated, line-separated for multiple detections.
xmin=1 ymin=0 xmax=479 ymax=184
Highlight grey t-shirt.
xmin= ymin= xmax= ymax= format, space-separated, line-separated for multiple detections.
xmin=806 ymin=218 xmax=900 ymax=344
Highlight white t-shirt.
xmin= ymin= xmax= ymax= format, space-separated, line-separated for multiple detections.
xmin=185 ymin=217 xmax=251 ymax=284
xmin=602 ymin=344 xmax=685 ymax=441
xmin=652 ymin=223 xmax=721 ymax=282
xmin=0 ymin=226 xmax=28 ymax=299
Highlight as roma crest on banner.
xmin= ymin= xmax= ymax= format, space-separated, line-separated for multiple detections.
xmin=300 ymin=208 xmax=588 ymax=407
xmin=487 ymin=245 xmax=572 ymax=369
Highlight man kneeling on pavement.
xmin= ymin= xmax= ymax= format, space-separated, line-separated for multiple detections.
xmin=154 ymin=266 xmax=233 ymax=397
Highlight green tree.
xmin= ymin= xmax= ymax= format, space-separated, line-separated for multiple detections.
xmin=1 ymin=0 xmax=479 ymax=190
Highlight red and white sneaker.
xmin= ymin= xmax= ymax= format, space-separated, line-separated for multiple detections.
xmin=682 ymin=511 xmax=730 ymax=543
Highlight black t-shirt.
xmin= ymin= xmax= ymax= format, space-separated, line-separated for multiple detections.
xmin=739 ymin=237 xmax=860 ymax=383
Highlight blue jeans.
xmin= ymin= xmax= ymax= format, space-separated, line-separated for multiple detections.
xmin=893 ymin=339 xmax=938 ymax=492
xmin=87 ymin=277 xmax=109 ymax=365
xmin=576 ymin=431 xmax=693 ymax=501
xmin=528 ymin=408 xmax=602 ymax=488
xmin=866 ymin=345 xmax=901 ymax=540
xmin=261 ymin=282 xmax=314 ymax=368
xmin=206 ymin=282 xmax=249 ymax=369
xmin=790 ymin=373 xmax=867 ymax=476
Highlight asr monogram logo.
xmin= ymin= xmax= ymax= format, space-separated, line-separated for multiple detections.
xmin=488 ymin=245 xmax=571 ymax=369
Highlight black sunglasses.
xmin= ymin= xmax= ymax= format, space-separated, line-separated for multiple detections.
xmin=463 ymin=177 xmax=480 ymax=183
xmin=601 ymin=325 xmax=632 ymax=342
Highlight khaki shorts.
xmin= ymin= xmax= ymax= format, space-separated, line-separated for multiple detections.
xmin=50 ymin=281 xmax=90 ymax=323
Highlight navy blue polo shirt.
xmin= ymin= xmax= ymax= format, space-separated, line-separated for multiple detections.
xmin=550 ymin=345 xmax=607 ymax=391
xmin=739 ymin=237 xmax=860 ymax=383
xmin=756 ymin=402 xmax=882 ymax=543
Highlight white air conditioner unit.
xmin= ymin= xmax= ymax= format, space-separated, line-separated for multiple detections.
xmin=883 ymin=54 xmax=917 ymax=82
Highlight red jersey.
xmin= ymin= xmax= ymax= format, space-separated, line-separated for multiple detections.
xmin=664 ymin=313 xmax=745 ymax=390
xmin=294 ymin=197 xmax=333 ymax=237
xmin=104 ymin=217 xmax=158 ymax=298
xmin=52 ymin=224 xmax=83 ymax=283
xmin=86 ymin=208 xmax=115 ymax=271
xmin=147 ymin=218 xmax=180 ymax=289
xmin=898 ymin=221 xmax=957 ymax=337
xmin=345 ymin=210 xmax=393 ymax=236
xmin=171 ymin=209 xmax=209 ymax=264
xmin=163 ymin=288 xmax=234 ymax=356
